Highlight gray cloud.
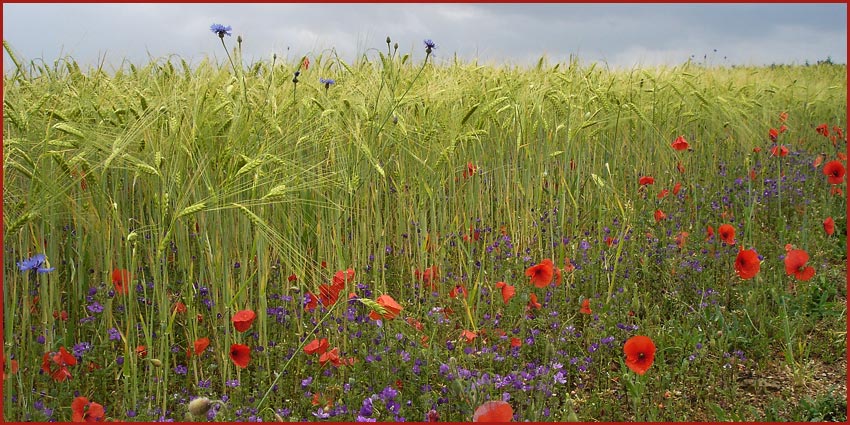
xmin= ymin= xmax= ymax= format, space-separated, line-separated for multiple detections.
xmin=3 ymin=3 xmax=846 ymax=70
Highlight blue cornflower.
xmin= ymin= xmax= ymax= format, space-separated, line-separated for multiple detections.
xmin=18 ymin=253 xmax=45 ymax=271
xmin=210 ymin=24 xmax=232 ymax=38
xmin=18 ymin=253 xmax=54 ymax=273
xmin=174 ymin=365 xmax=188 ymax=375
xmin=424 ymin=39 xmax=436 ymax=54
xmin=320 ymin=78 xmax=335 ymax=90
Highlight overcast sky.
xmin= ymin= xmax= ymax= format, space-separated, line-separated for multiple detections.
xmin=3 ymin=3 xmax=847 ymax=70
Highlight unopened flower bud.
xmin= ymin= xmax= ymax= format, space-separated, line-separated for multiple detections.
xmin=386 ymin=36 xmax=392 ymax=44
xmin=237 ymin=35 xmax=243 ymax=44
xmin=188 ymin=397 xmax=212 ymax=417
xmin=147 ymin=358 xmax=163 ymax=368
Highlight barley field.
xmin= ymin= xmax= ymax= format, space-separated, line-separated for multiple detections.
xmin=2 ymin=35 xmax=847 ymax=422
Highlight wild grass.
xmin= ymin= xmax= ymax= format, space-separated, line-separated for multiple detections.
xmin=2 ymin=38 xmax=847 ymax=422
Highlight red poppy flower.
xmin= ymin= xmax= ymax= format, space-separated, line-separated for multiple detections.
xmin=463 ymin=162 xmax=478 ymax=179
xmin=830 ymin=186 xmax=844 ymax=197
xmin=784 ymin=249 xmax=815 ymax=281
xmin=835 ymin=126 xmax=844 ymax=139
xmin=624 ymin=335 xmax=656 ymax=375
xmin=232 ymin=309 xmax=256 ymax=333
xmin=369 ymin=294 xmax=403 ymax=320
xmin=671 ymin=135 xmax=690 ymax=151
xmin=813 ymin=155 xmax=824 ymax=168
xmin=111 ymin=268 xmax=131 ymax=295
xmin=823 ymin=217 xmax=835 ymax=236
xmin=4 ymin=359 xmax=19 ymax=380
xmin=770 ymin=145 xmax=789 ymax=157
xmin=563 ymin=258 xmax=575 ymax=273
xmin=304 ymin=338 xmax=329 ymax=356
xmin=604 ymin=236 xmax=614 ymax=247
xmin=734 ymin=248 xmax=761 ymax=280
xmin=639 ymin=176 xmax=655 ymax=186
xmin=553 ymin=266 xmax=563 ymax=286
xmin=779 ymin=111 xmax=788 ymax=122
xmin=672 ymin=182 xmax=682 ymax=196
xmin=718 ymin=224 xmax=735 ymax=245
xmin=449 ymin=284 xmax=468 ymax=299
xmin=319 ymin=347 xmax=341 ymax=367
xmin=299 ymin=292 xmax=316 ymax=312
xmin=71 ymin=396 xmax=105 ymax=422
xmin=657 ymin=189 xmax=669 ymax=199
xmin=302 ymin=56 xmax=310 ymax=70
xmin=193 ymin=337 xmax=210 ymax=356
xmin=676 ymin=161 xmax=685 ymax=174
xmin=706 ymin=225 xmax=715 ymax=241
xmin=288 ymin=273 xmax=298 ymax=282
xmin=675 ymin=231 xmax=689 ymax=249
xmin=753 ymin=146 xmax=762 ymax=153
xmin=332 ymin=268 xmax=356 ymax=289
xmin=173 ymin=301 xmax=187 ymax=314
xmin=460 ymin=329 xmax=477 ymax=344
xmin=473 ymin=400 xmax=513 ymax=422
xmin=822 ymin=160 xmax=845 ymax=184
xmin=41 ymin=346 xmax=77 ymax=382
xmin=510 ymin=337 xmax=522 ymax=348
xmin=654 ymin=209 xmax=666 ymax=222
xmin=816 ymin=123 xmax=829 ymax=137
xmin=415 ymin=265 xmax=439 ymax=290
xmin=135 ymin=345 xmax=147 ymax=358
xmin=318 ymin=283 xmax=341 ymax=306
xmin=495 ymin=281 xmax=515 ymax=304
xmin=768 ymin=128 xmax=779 ymax=142
xmin=527 ymin=293 xmax=541 ymax=310
xmin=525 ymin=258 xmax=554 ymax=288
xmin=779 ymin=124 xmax=788 ymax=133
xmin=229 ymin=343 xmax=251 ymax=368
xmin=579 ymin=298 xmax=592 ymax=315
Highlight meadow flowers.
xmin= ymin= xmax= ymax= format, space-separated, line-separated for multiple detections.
xmin=671 ymin=135 xmax=690 ymax=151
xmin=718 ymin=224 xmax=736 ymax=245
xmin=17 ymin=253 xmax=54 ymax=273
xmin=41 ymin=346 xmax=77 ymax=382
xmin=304 ymin=338 xmax=329 ymax=355
xmin=623 ymin=335 xmax=656 ymax=375
xmin=495 ymin=282 xmax=515 ymax=304
xmin=111 ymin=268 xmax=131 ymax=295
xmin=638 ymin=176 xmax=655 ymax=186
xmin=472 ymin=400 xmax=513 ymax=422
xmin=71 ymin=396 xmax=104 ymax=422
xmin=424 ymin=39 xmax=436 ymax=55
xmin=822 ymin=160 xmax=845 ymax=184
xmin=232 ymin=309 xmax=257 ymax=332
xmin=368 ymin=294 xmax=403 ymax=320
xmin=210 ymin=23 xmax=232 ymax=38
xmin=192 ymin=337 xmax=210 ymax=357
xmin=229 ymin=344 xmax=251 ymax=368
xmin=734 ymin=248 xmax=761 ymax=280
xmin=823 ymin=217 xmax=835 ymax=236
xmin=525 ymin=258 xmax=554 ymax=288
xmin=784 ymin=249 xmax=815 ymax=281
xmin=320 ymin=78 xmax=335 ymax=91
xmin=580 ymin=298 xmax=592 ymax=315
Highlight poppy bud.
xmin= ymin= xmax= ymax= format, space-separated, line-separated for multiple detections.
xmin=386 ymin=36 xmax=392 ymax=44
xmin=274 ymin=413 xmax=285 ymax=422
xmin=147 ymin=358 xmax=163 ymax=368
xmin=394 ymin=43 xmax=398 ymax=51
xmin=188 ymin=397 xmax=212 ymax=417
xmin=237 ymin=35 xmax=243 ymax=44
